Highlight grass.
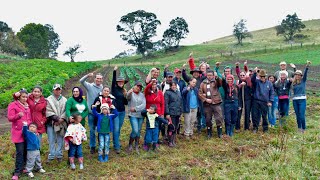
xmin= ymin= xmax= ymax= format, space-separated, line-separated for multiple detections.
xmin=0 ymin=97 xmax=319 ymax=179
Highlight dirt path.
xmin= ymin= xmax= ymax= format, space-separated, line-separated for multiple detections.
xmin=0 ymin=65 xmax=113 ymax=135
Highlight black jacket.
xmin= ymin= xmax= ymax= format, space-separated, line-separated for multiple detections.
xmin=111 ymin=70 xmax=128 ymax=112
xmin=164 ymin=89 xmax=182 ymax=116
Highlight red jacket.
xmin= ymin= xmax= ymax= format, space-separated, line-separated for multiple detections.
xmin=144 ymin=83 xmax=165 ymax=116
xmin=27 ymin=95 xmax=47 ymax=134
xmin=7 ymin=101 xmax=32 ymax=143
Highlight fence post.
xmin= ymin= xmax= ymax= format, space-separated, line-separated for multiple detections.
xmin=230 ymin=50 xmax=233 ymax=56
xmin=291 ymin=44 xmax=293 ymax=49
xmin=280 ymin=45 xmax=281 ymax=50
xmin=221 ymin=52 xmax=222 ymax=57
xmin=301 ymin=42 xmax=303 ymax=48
xmin=141 ymin=60 xmax=142 ymax=65
xmin=108 ymin=62 xmax=110 ymax=67
xmin=264 ymin=46 xmax=267 ymax=53
xmin=124 ymin=61 xmax=125 ymax=66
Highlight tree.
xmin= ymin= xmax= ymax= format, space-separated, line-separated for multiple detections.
xmin=17 ymin=23 xmax=49 ymax=58
xmin=233 ymin=19 xmax=252 ymax=45
xmin=162 ymin=17 xmax=189 ymax=49
xmin=116 ymin=10 xmax=161 ymax=57
xmin=276 ymin=13 xmax=306 ymax=41
xmin=63 ymin=44 xmax=82 ymax=62
xmin=45 ymin=24 xmax=61 ymax=59
xmin=1 ymin=31 xmax=26 ymax=56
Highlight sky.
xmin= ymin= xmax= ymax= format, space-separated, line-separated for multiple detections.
xmin=1 ymin=0 xmax=319 ymax=61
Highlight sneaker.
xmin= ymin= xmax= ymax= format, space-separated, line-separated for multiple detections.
xmin=98 ymin=155 xmax=104 ymax=162
xmin=79 ymin=163 xmax=84 ymax=170
xmin=39 ymin=169 xmax=46 ymax=173
xmin=28 ymin=172 xmax=34 ymax=178
xmin=11 ymin=175 xmax=19 ymax=180
xmin=70 ymin=163 xmax=76 ymax=170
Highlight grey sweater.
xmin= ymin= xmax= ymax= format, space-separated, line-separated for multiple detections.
xmin=127 ymin=92 xmax=146 ymax=118
xmin=80 ymin=75 xmax=103 ymax=113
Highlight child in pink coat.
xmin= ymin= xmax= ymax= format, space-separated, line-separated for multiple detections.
xmin=8 ymin=89 xmax=32 ymax=180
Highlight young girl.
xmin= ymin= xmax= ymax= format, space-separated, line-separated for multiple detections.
xmin=64 ymin=113 xmax=87 ymax=170
xmin=275 ymin=71 xmax=292 ymax=125
xmin=92 ymin=102 xmax=118 ymax=162
xmin=8 ymin=89 xmax=32 ymax=180
xmin=182 ymin=78 xmax=199 ymax=139
xmin=267 ymin=75 xmax=278 ymax=127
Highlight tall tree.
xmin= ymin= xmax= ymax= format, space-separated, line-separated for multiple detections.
xmin=233 ymin=19 xmax=252 ymax=45
xmin=0 ymin=21 xmax=12 ymax=50
xmin=45 ymin=24 xmax=61 ymax=59
xmin=162 ymin=17 xmax=189 ymax=49
xmin=17 ymin=23 xmax=49 ymax=58
xmin=276 ymin=13 xmax=306 ymax=41
xmin=1 ymin=31 xmax=26 ymax=56
xmin=116 ymin=10 xmax=161 ymax=57
xmin=63 ymin=44 xmax=82 ymax=62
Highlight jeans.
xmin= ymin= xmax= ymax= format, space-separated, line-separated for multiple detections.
xmin=113 ymin=111 xmax=125 ymax=150
xmin=47 ymin=126 xmax=63 ymax=160
xmin=252 ymin=100 xmax=269 ymax=131
xmin=293 ymin=99 xmax=307 ymax=130
xmin=68 ymin=143 xmax=83 ymax=158
xmin=224 ymin=101 xmax=238 ymax=126
xmin=129 ymin=116 xmax=144 ymax=138
xmin=38 ymin=133 xmax=42 ymax=149
xmin=268 ymin=96 xmax=278 ymax=125
xmin=197 ymin=102 xmax=206 ymax=130
xmin=145 ymin=128 xmax=159 ymax=144
xmin=237 ymin=99 xmax=252 ymax=130
xmin=14 ymin=142 xmax=25 ymax=175
xmin=88 ymin=113 xmax=97 ymax=148
xmin=278 ymin=98 xmax=289 ymax=118
xmin=98 ymin=133 xmax=110 ymax=155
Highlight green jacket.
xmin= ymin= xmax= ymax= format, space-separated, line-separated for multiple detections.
xmin=66 ymin=97 xmax=89 ymax=126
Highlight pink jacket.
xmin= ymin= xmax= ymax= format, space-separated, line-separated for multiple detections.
xmin=28 ymin=95 xmax=47 ymax=134
xmin=7 ymin=101 xmax=32 ymax=143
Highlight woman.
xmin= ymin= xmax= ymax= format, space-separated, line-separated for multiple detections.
xmin=275 ymin=71 xmax=292 ymax=125
xmin=237 ymin=71 xmax=252 ymax=131
xmin=267 ymin=75 xmax=278 ymax=127
xmin=292 ymin=61 xmax=311 ymax=133
xmin=111 ymin=66 xmax=128 ymax=154
xmin=13 ymin=86 xmax=47 ymax=145
xmin=8 ymin=89 xmax=32 ymax=180
xmin=127 ymin=81 xmax=146 ymax=153
xmin=165 ymin=82 xmax=182 ymax=147
xmin=144 ymin=78 xmax=165 ymax=148
xmin=66 ymin=87 xmax=89 ymax=126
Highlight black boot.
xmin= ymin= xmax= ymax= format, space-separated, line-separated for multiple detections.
xmin=225 ymin=125 xmax=229 ymax=136
xmin=168 ymin=135 xmax=174 ymax=147
xmin=152 ymin=143 xmax=158 ymax=152
xmin=207 ymin=127 xmax=213 ymax=139
xmin=90 ymin=147 xmax=95 ymax=154
xmin=127 ymin=137 xmax=134 ymax=152
xmin=147 ymin=143 xmax=152 ymax=151
xmin=217 ymin=126 xmax=223 ymax=138
xmin=135 ymin=137 xmax=140 ymax=154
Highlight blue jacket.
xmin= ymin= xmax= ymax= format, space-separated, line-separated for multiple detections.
xmin=182 ymin=86 xmax=199 ymax=113
xmin=141 ymin=110 xmax=168 ymax=129
xmin=292 ymin=68 xmax=308 ymax=98
xmin=23 ymin=125 xmax=40 ymax=151
xmin=173 ymin=77 xmax=186 ymax=96
xmin=92 ymin=107 xmax=118 ymax=133
xmin=251 ymin=72 xmax=274 ymax=103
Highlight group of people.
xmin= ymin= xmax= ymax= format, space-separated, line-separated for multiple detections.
xmin=7 ymin=53 xmax=311 ymax=179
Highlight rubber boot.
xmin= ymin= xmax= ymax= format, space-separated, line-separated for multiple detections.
xmin=152 ymin=143 xmax=158 ymax=152
xmin=98 ymin=155 xmax=104 ymax=162
xmin=230 ymin=124 xmax=235 ymax=137
xmin=168 ymin=135 xmax=174 ymax=147
xmin=135 ymin=137 xmax=140 ymax=154
xmin=69 ymin=157 xmax=75 ymax=170
xmin=127 ymin=137 xmax=134 ymax=152
xmin=103 ymin=154 xmax=109 ymax=162
xmin=172 ymin=134 xmax=177 ymax=147
xmin=207 ymin=127 xmax=213 ymax=139
xmin=78 ymin=157 xmax=84 ymax=169
xmin=147 ymin=143 xmax=152 ymax=151
xmin=225 ymin=125 xmax=230 ymax=136
xmin=217 ymin=126 xmax=223 ymax=138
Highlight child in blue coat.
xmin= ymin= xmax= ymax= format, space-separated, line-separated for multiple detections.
xmin=92 ymin=102 xmax=118 ymax=162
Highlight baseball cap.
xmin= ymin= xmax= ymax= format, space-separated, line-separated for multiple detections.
xmin=134 ymin=81 xmax=143 ymax=88
xmin=279 ymin=61 xmax=287 ymax=65
xmin=174 ymin=68 xmax=181 ymax=73
xmin=166 ymin=72 xmax=174 ymax=77
xmin=53 ymin=84 xmax=62 ymax=90
xmin=100 ymin=103 xmax=110 ymax=110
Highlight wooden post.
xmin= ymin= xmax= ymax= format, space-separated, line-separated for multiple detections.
xmin=264 ymin=46 xmax=267 ymax=53
xmin=301 ymin=42 xmax=303 ymax=48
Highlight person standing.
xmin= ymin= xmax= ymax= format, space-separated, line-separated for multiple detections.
xmin=80 ymin=72 xmax=103 ymax=154
xmin=237 ymin=71 xmax=252 ymax=131
xmin=292 ymin=61 xmax=311 ymax=133
xmin=111 ymin=66 xmax=128 ymax=154
xmin=46 ymin=84 xmax=67 ymax=162
xmin=251 ymin=69 xmax=274 ymax=133
xmin=127 ymin=81 xmax=146 ymax=154
xmin=66 ymin=87 xmax=89 ymax=127
xmin=198 ymin=70 xmax=224 ymax=138
xmin=8 ymin=89 xmax=32 ymax=180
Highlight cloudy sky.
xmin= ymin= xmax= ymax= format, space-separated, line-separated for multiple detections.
xmin=1 ymin=0 xmax=319 ymax=61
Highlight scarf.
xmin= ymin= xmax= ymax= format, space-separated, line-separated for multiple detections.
xmin=226 ymin=74 xmax=235 ymax=97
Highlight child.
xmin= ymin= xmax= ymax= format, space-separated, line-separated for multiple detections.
xmin=141 ymin=104 xmax=168 ymax=151
xmin=23 ymin=122 xmax=45 ymax=178
xmin=92 ymin=102 xmax=118 ymax=162
xmin=64 ymin=113 xmax=87 ymax=170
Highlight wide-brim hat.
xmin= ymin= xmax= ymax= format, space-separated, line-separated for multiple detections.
xmin=258 ymin=69 xmax=267 ymax=77
xmin=116 ymin=76 xmax=128 ymax=84
xmin=294 ymin=70 xmax=303 ymax=75
xmin=190 ymin=67 xmax=202 ymax=75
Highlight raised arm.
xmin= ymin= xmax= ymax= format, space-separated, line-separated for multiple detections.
xmin=111 ymin=67 xmax=117 ymax=92
xmin=79 ymin=73 xmax=93 ymax=91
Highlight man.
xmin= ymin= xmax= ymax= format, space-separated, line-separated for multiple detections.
xmin=274 ymin=61 xmax=296 ymax=79
xmin=46 ymin=84 xmax=67 ymax=162
xmin=251 ymin=68 xmax=274 ymax=133
xmin=162 ymin=72 xmax=180 ymax=94
xmin=80 ymin=72 xmax=103 ymax=154
xmin=198 ymin=70 xmax=224 ymax=138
